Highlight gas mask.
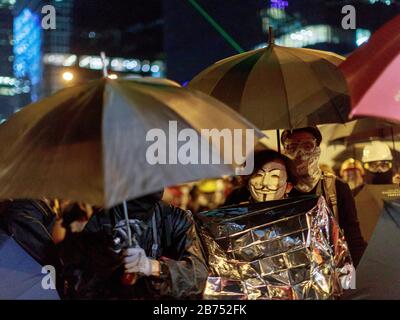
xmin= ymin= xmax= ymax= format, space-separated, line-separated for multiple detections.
xmin=248 ymin=160 xmax=289 ymax=202
xmin=364 ymin=161 xmax=394 ymax=185
xmin=284 ymin=138 xmax=322 ymax=193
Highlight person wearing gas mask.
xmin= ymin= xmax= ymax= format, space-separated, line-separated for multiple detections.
xmin=281 ymin=127 xmax=367 ymax=267
xmin=362 ymin=141 xmax=396 ymax=185
xmin=58 ymin=191 xmax=208 ymax=299
xmin=224 ymin=150 xmax=295 ymax=205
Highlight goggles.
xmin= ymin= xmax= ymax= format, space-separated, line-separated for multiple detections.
xmin=364 ymin=160 xmax=392 ymax=173
xmin=283 ymin=138 xmax=317 ymax=155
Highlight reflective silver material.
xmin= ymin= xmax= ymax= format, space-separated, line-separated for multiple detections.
xmin=199 ymin=196 xmax=354 ymax=300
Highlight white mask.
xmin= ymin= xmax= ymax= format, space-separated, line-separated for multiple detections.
xmin=248 ymin=160 xmax=289 ymax=202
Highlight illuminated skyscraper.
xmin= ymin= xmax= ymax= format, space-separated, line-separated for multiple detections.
xmin=13 ymin=7 xmax=42 ymax=103
xmin=263 ymin=0 xmax=399 ymax=51
xmin=0 ymin=0 xmax=23 ymax=120
xmin=14 ymin=0 xmax=74 ymax=97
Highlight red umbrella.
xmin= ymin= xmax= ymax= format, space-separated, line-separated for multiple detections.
xmin=340 ymin=15 xmax=400 ymax=123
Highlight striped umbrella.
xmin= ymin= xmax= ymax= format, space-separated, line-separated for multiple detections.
xmin=0 ymin=77 xmax=263 ymax=208
xmin=189 ymin=31 xmax=350 ymax=130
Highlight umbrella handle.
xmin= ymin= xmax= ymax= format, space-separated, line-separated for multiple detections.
xmin=121 ymin=201 xmax=138 ymax=285
xmin=277 ymin=129 xmax=281 ymax=154
xmin=123 ymin=201 xmax=132 ymax=247
xmin=391 ymin=127 xmax=398 ymax=172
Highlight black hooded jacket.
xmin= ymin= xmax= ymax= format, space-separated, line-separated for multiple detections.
xmin=0 ymin=199 xmax=58 ymax=267
xmin=58 ymin=193 xmax=208 ymax=300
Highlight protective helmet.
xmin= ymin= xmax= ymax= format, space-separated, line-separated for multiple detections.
xmin=362 ymin=141 xmax=393 ymax=163
xmin=340 ymin=158 xmax=365 ymax=176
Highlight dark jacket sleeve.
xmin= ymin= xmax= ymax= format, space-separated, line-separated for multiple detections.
xmin=157 ymin=205 xmax=208 ymax=299
xmin=336 ymin=179 xmax=367 ymax=267
xmin=223 ymin=186 xmax=251 ymax=206
xmin=0 ymin=199 xmax=57 ymax=266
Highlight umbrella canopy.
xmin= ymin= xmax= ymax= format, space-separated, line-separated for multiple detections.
xmin=354 ymin=184 xmax=400 ymax=242
xmin=319 ymin=118 xmax=399 ymax=144
xmin=343 ymin=200 xmax=400 ymax=300
xmin=189 ymin=41 xmax=349 ymax=129
xmin=0 ymin=77 xmax=263 ymax=208
xmin=0 ymin=230 xmax=60 ymax=300
xmin=340 ymin=15 xmax=400 ymax=123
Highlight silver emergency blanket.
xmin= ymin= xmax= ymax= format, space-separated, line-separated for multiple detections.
xmin=197 ymin=196 xmax=354 ymax=300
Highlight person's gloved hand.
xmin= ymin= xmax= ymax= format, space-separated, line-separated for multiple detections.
xmin=393 ymin=173 xmax=400 ymax=185
xmin=123 ymin=247 xmax=159 ymax=276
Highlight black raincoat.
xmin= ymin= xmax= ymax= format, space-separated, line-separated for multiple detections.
xmin=0 ymin=199 xmax=58 ymax=267
xmin=58 ymin=193 xmax=208 ymax=300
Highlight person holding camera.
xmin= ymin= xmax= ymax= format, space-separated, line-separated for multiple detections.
xmin=58 ymin=191 xmax=208 ymax=299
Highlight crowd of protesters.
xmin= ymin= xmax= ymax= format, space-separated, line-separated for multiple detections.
xmin=0 ymin=126 xmax=399 ymax=299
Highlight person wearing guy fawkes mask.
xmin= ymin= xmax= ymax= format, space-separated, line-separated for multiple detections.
xmin=58 ymin=191 xmax=208 ymax=299
xmin=224 ymin=150 xmax=295 ymax=206
xmin=281 ymin=127 xmax=367 ymax=267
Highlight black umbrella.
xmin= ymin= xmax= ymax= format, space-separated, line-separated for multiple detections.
xmin=0 ymin=230 xmax=60 ymax=300
xmin=354 ymin=184 xmax=400 ymax=242
xmin=0 ymin=77 xmax=263 ymax=208
xmin=320 ymin=118 xmax=399 ymax=144
xmin=343 ymin=200 xmax=400 ymax=300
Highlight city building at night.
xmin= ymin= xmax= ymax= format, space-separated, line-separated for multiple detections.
xmin=63 ymin=0 xmax=165 ymax=85
xmin=255 ymin=0 xmax=398 ymax=52
xmin=13 ymin=7 xmax=42 ymax=103
xmin=0 ymin=0 xmax=27 ymax=120
xmin=0 ymin=0 xmax=165 ymax=120
xmin=14 ymin=0 xmax=74 ymax=98
xmin=164 ymin=0 xmax=400 ymax=83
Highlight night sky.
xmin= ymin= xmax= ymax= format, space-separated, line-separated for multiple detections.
xmin=72 ymin=0 xmax=163 ymax=58
xmin=68 ymin=0 xmax=400 ymax=73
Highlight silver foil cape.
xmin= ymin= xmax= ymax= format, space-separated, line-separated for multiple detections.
xmin=198 ymin=196 xmax=354 ymax=300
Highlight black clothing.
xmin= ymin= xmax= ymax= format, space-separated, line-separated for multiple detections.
xmin=59 ymin=200 xmax=208 ymax=299
xmin=352 ymin=184 xmax=364 ymax=197
xmin=365 ymin=170 xmax=394 ymax=185
xmin=0 ymin=199 xmax=58 ymax=267
xmin=224 ymin=187 xmax=252 ymax=206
